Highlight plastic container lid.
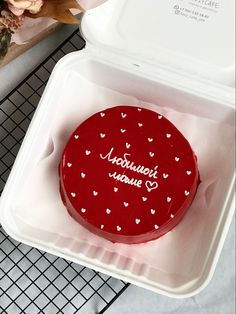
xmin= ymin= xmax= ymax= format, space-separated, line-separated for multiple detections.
xmin=82 ymin=0 xmax=235 ymax=85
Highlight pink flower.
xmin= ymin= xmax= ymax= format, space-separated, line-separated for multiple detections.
xmin=4 ymin=0 xmax=44 ymax=16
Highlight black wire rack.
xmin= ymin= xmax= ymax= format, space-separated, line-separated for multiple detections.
xmin=0 ymin=27 xmax=130 ymax=314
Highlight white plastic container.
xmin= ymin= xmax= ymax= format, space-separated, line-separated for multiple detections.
xmin=0 ymin=0 xmax=235 ymax=298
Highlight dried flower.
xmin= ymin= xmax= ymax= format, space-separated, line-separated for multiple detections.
xmin=26 ymin=0 xmax=83 ymax=24
xmin=4 ymin=0 xmax=44 ymax=16
xmin=0 ymin=0 xmax=85 ymax=62
xmin=0 ymin=9 xmax=24 ymax=30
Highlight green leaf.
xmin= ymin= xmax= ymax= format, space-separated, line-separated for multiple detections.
xmin=0 ymin=28 xmax=12 ymax=59
xmin=0 ymin=0 xmax=6 ymax=12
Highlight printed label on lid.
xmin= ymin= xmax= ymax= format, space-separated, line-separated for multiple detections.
xmin=171 ymin=0 xmax=221 ymax=23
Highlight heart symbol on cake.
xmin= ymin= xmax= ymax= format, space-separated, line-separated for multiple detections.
xmin=116 ymin=226 xmax=122 ymax=232
xmin=145 ymin=181 xmax=158 ymax=192
xmin=85 ymin=150 xmax=91 ymax=156
xmin=106 ymin=208 xmax=111 ymax=215
xmin=121 ymin=113 xmax=127 ymax=118
xmin=100 ymin=133 xmax=106 ymax=138
xmin=167 ymin=197 xmax=172 ymax=203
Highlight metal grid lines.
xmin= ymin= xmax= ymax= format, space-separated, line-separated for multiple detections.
xmin=0 ymin=27 xmax=130 ymax=314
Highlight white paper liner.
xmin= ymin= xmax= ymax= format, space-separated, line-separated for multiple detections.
xmin=13 ymin=74 xmax=235 ymax=283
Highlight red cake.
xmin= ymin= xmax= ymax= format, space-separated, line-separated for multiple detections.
xmin=59 ymin=106 xmax=200 ymax=244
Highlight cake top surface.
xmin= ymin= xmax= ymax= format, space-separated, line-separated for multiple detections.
xmin=60 ymin=106 xmax=198 ymax=237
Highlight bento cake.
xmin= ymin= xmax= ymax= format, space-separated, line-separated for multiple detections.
xmin=59 ymin=106 xmax=200 ymax=244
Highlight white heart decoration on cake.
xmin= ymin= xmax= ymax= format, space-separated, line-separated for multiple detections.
xmin=166 ymin=133 xmax=171 ymax=138
xmin=163 ymin=173 xmax=169 ymax=179
xmin=123 ymin=202 xmax=129 ymax=207
xmin=185 ymin=190 xmax=190 ymax=196
xmin=114 ymin=187 xmax=118 ymax=192
xmin=135 ymin=219 xmax=141 ymax=225
xmin=167 ymin=197 xmax=172 ymax=203
xmin=85 ymin=150 xmax=91 ymax=155
xmin=67 ymin=163 xmax=72 ymax=168
xmin=100 ymin=133 xmax=106 ymax=138
xmin=93 ymin=191 xmax=98 ymax=196
xmin=81 ymin=172 xmax=86 ymax=178
xmin=148 ymin=138 xmax=153 ymax=142
xmin=149 ymin=152 xmax=155 ymax=157
xmin=74 ymin=135 xmax=79 ymax=139
xmin=186 ymin=171 xmax=192 ymax=175
xmin=151 ymin=209 xmax=156 ymax=215
xmin=106 ymin=208 xmax=111 ymax=214
xmin=81 ymin=208 xmax=86 ymax=213
xmin=138 ymin=123 xmax=143 ymax=127
xmin=100 ymin=224 xmax=104 ymax=229
xmin=121 ymin=129 xmax=126 ymax=133
xmin=145 ymin=181 xmax=158 ymax=192
xmin=158 ymin=115 xmax=163 ymax=119
xmin=175 ymin=157 xmax=180 ymax=162
xmin=116 ymin=226 xmax=122 ymax=231
xmin=126 ymin=143 xmax=131 ymax=149
xmin=154 ymin=224 xmax=159 ymax=229
xmin=137 ymin=108 xmax=142 ymax=112
xmin=142 ymin=197 xmax=147 ymax=202
xmin=121 ymin=113 xmax=127 ymax=118
xmin=100 ymin=112 xmax=105 ymax=117
xmin=71 ymin=192 xmax=76 ymax=198
xmin=170 ymin=214 xmax=175 ymax=218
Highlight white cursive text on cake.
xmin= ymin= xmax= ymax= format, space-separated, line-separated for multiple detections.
xmin=100 ymin=147 xmax=158 ymax=179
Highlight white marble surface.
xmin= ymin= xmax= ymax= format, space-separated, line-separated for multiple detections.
xmin=0 ymin=24 xmax=235 ymax=314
